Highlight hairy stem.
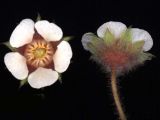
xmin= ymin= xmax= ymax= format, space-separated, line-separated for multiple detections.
xmin=111 ymin=68 xmax=127 ymax=120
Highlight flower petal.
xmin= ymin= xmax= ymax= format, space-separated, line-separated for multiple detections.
xmin=35 ymin=20 xmax=63 ymax=41
xmin=82 ymin=32 xmax=94 ymax=51
xmin=81 ymin=32 xmax=102 ymax=51
xmin=4 ymin=52 xmax=28 ymax=80
xmin=131 ymin=28 xmax=153 ymax=51
xmin=28 ymin=67 xmax=58 ymax=89
xmin=53 ymin=41 xmax=72 ymax=73
xmin=10 ymin=19 xmax=35 ymax=48
xmin=97 ymin=21 xmax=127 ymax=39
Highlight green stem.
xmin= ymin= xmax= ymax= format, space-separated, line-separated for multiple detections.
xmin=111 ymin=68 xmax=127 ymax=120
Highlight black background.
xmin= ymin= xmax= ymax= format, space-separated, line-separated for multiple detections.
xmin=0 ymin=0 xmax=159 ymax=120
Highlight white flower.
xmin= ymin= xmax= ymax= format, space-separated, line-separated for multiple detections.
xmin=4 ymin=19 xmax=72 ymax=89
xmin=82 ymin=21 xmax=153 ymax=73
xmin=82 ymin=21 xmax=153 ymax=52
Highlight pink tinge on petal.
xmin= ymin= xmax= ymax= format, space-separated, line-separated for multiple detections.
xmin=53 ymin=41 xmax=72 ymax=73
xmin=10 ymin=19 xmax=35 ymax=48
xmin=4 ymin=52 xmax=28 ymax=80
xmin=35 ymin=20 xmax=63 ymax=42
xmin=28 ymin=67 xmax=59 ymax=89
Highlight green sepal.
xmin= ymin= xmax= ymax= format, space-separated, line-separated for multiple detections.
xmin=138 ymin=52 xmax=154 ymax=64
xmin=103 ymin=28 xmax=115 ymax=45
xmin=2 ymin=42 xmax=17 ymax=52
xmin=121 ymin=27 xmax=132 ymax=43
xmin=36 ymin=13 xmax=41 ymax=21
xmin=19 ymin=78 xmax=28 ymax=88
xmin=132 ymin=40 xmax=145 ymax=53
xmin=86 ymin=33 xmax=103 ymax=54
xmin=61 ymin=36 xmax=74 ymax=42
xmin=58 ymin=73 xmax=62 ymax=84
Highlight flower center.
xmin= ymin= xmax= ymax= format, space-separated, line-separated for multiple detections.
xmin=24 ymin=40 xmax=54 ymax=68
xmin=33 ymin=48 xmax=46 ymax=58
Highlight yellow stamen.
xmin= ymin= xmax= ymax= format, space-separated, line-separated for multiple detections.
xmin=33 ymin=48 xmax=46 ymax=58
xmin=24 ymin=40 xmax=54 ymax=68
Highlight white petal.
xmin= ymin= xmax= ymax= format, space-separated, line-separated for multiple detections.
xmin=81 ymin=32 xmax=97 ymax=51
xmin=4 ymin=52 xmax=28 ymax=80
xmin=28 ymin=67 xmax=59 ymax=89
xmin=131 ymin=28 xmax=153 ymax=51
xmin=81 ymin=33 xmax=92 ymax=51
xmin=97 ymin=21 xmax=127 ymax=39
xmin=35 ymin=20 xmax=63 ymax=41
xmin=53 ymin=41 xmax=72 ymax=73
xmin=10 ymin=19 xmax=35 ymax=48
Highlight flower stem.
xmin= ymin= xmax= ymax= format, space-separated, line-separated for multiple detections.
xmin=111 ymin=68 xmax=127 ymax=120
